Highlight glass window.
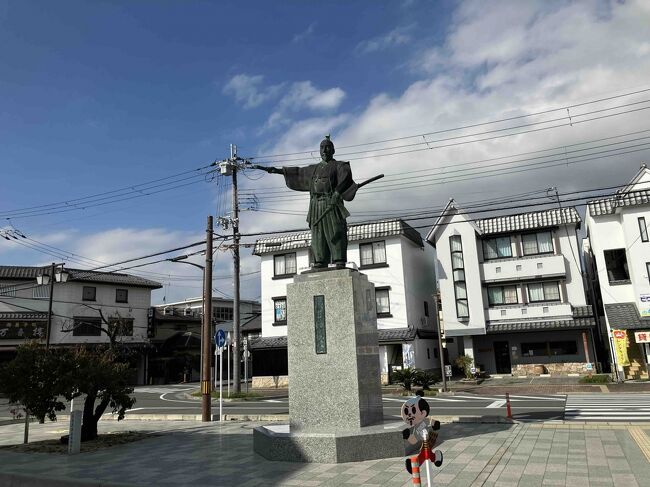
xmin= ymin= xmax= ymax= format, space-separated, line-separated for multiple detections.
xmin=483 ymin=236 xmax=512 ymax=260
xmin=0 ymin=285 xmax=16 ymax=297
xmin=82 ymin=286 xmax=96 ymax=301
xmin=487 ymin=285 xmax=518 ymax=305
xmin=527 ymin=281 xmax=561 ymax=302
xmin=639 ymin=217 xmax=649 ymax=243
xmin=274 ymin=253 xmax=296 ymax=276
xmin=115 ymin=289 xmax=128 ymax=303
xmin=273 ymin=298 xmax=287 ymax=323
xmin=33 ymin=285 xmax=49 ymax=299
xmin=424 ymin=301 xmax=429 ymax=317
xmin=359 ymin=241 xmax=387 ymax=266
xmin=450 ymin=235 xmax=468 ymax=319
xmin=604 ymin=249 xmax=630 ymax=282
xmin=214 ymin=306 xmax=234 ymax=322
xmin=376 ymin=288 xmax=391 ymax=316
xmin=73 ymin=317 xmax=102 ymax=336
xmin=549 ymin=340 xmax=578 ymax=355
xmin=522 ymin=231 xmax=553 ymax=255
xmin=521 ymin=342 xmax=548 ymax=357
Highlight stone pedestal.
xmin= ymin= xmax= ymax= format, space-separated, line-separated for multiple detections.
xmin=253 ymin=269 xmax=404 ymax=463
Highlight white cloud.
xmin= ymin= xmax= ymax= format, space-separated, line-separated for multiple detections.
xmin=265 ymin=82 xmax=346 ymax=129
xmin=292 ymin=22 xmax=316 ymax=43
xmin=244 ymin=0 xmax=650 ymax=248
xmin=356 ymin=25 xmax=413 ymax=54
xmin=222 ymin=74 xmax=284 ymax=109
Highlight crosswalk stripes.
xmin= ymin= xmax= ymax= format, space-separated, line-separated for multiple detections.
xmin=564 ymin=393 xmax=650 ymax=422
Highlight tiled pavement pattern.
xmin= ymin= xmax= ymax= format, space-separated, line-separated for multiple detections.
xmin=1 ymin=420 xmax=650 ymax=486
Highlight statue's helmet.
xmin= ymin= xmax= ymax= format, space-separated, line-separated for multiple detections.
xmin=320 ymin=134 xmax=335 ymax=154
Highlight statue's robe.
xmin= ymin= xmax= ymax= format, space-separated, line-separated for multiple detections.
xmin=281 ymin=160 xmax=357 ymax=264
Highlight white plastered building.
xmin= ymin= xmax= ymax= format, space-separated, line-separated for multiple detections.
xmin=251 ymin=219 xmax=438 ymax=386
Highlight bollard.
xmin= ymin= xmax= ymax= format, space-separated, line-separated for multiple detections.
xmin=410 ymin=456 xmax=421 ymax=485
xmin=505 ymin=392 xmax=513 ymax=419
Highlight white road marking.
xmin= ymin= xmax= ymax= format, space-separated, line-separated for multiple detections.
xmin=264 ymin=399 xmax=283 ymax=403
xmin=486 ymin=400 xmax=506 ymax=408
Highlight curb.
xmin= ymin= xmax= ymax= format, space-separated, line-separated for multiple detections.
xmin=0 ymin=472 xmax=133 ymax=487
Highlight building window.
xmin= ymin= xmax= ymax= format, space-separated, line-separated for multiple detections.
xmin=0 ymin=285 xmax=16 ymax=297
xmin=424 ymin=301 xmax=429 ymax=317
xmin=487 ymin=285 xmax=518 ymax=306
xmin=521 ymin=342 xmax=548 ymax=357
xmin=214 ymin=306 xmax=234 ymax=322
xmin=33 ymin=285 xmax=49 ymax=299
xmin=274 ymin=253 xmax=296 ymax=277
xmin=482 ymin=236 xmax=512 ymax=260
xmin=73 ymin=317 xmax=102 ymax=336
xmin=450 ymin=235 xmax=469 ymax=319
xmin=115 ymin=289 xmax=128 ymax=303
xmin=82 ymin=286 xmax=97 ymax=301
xmin=273 ymin=297 xmax=287 ymax=324
xmin=549 ymin=340 xmax=577 ymax=355
xmin=359 ymin=241 xmax=387 ymax=267
xmin=640 ymin=217 xmax=649 ymax=242
xmin=522 ymin=231 xmax=553 ymax=255
xmin=376 ymin=287 xmax=391 ymax=317
xmin=604 ymin=248 xmax=630 ymax=283
xmin=108 ymin=317 xmax=134 ymax=336
xmin=527 ymin=281 xmax=561 ymax=303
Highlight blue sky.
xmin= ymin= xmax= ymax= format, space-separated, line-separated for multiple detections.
xmin=1 ymin=0 xmax=650 ymax=303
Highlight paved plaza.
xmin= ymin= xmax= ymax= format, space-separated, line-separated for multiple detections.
xmin=0 ymin=418 xmax=649 ymax=486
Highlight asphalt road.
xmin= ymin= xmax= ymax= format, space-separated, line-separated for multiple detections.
xmin=125 ymin=385 xmax=567 ymax=421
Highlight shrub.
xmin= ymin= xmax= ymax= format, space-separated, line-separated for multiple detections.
xmin=413 ymin=370 xmax=441 ymax=390
xmin=391 ymin=367 xmax=418 ymax=391
xmin=454 ymin=355 xmax=474 ymax=379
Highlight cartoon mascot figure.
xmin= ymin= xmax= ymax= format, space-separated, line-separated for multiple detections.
xmin=401 ymin=390 xmax=443 ymax=476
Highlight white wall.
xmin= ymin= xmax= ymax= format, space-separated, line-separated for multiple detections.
xmin=435 ymin=213 xmax=486 ymax=336
xmin=0 ymin=280 xmax=153 ymax=346
xmin=258 ymin=234 xmax=436 ymax=338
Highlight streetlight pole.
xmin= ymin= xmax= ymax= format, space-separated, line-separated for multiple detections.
xmin=38 ymin=263 xmax=68 ymax=351
xmin=167 ymin=220 xmax=212 ymax=422
xmin=45 ymin=263 xmax=56 ymax=351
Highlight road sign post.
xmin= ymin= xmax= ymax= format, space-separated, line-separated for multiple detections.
xmin=227 ymin=331 xmax=231 ymax=399
xmin=215 ymin=330 xmax=226 ymax=421
xmin=243 ymin=337 xmax=248 ymax=393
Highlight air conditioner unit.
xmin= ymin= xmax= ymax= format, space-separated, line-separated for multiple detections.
xmin=163 ymin=306 xmax=173 ymax=316
xmin=184 ymin=307 xmax=193 ymax=317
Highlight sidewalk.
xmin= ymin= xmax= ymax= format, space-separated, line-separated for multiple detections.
xmin=1 ymin=419 xmax=649 ymax=486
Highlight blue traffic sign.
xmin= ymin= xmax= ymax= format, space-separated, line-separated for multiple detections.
xmin=215 ymin=329 xmax=226 ymax=348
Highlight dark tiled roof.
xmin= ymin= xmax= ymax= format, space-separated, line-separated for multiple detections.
xmin=588 ymin=188 xmax=650 ymax=216
xmin=241 ymin=314 xmax=261 ymax=332
xmin=475 ymin=208 xmax=581 ymax=235
xmin=0 ymin=312 xmax=48 ymax=321
xmin=572 ymin=305 xmax=594 ymax=318
xmin=253 ymin=219 xmax=423 ymax=255
xmin=0 ymin=266 xmax=161 ymax=289
xmin=249 ymin=336 xmax=287 ymax=350
xmin=248 ymin=327 xmax=434 ymax=349
xmin=604 ymin=303 xmax=650 ymax=330
xmin=487 ymin=317 xmax=595 ymax=333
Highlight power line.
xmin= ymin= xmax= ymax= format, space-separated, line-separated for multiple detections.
xmin=248 ymin=87 xmax=650 ymax=160
xmin=241 ymin=129 xmax=650 ymax=196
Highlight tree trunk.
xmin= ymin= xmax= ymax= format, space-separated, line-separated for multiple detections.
xmin=80 ymin=390 xmax=98 ymax=441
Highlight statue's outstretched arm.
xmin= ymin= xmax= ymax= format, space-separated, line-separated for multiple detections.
xmin=251 ymin=164 xmax=283 ymax=174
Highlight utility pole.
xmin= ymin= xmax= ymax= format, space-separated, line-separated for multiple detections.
xmin=231 ymin=144 xmax=242 ymax=393
xmin=201 ymin=216 xmax=213 ymax=421
xmin=45 ymin=262 xmax=56 ymax=350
